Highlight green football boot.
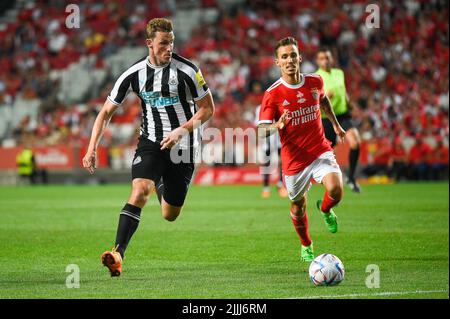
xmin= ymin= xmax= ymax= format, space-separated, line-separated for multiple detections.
xmin=316 ymin=200 xmax=338 ymax=233
xmin=301 ymin=243 xmax=314 ymax=262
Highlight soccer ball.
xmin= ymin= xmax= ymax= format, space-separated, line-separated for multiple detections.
xmin=309 ymin=253 xmax=345 ymax=286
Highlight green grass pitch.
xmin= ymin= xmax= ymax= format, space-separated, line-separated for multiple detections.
xmin=0 ymin=182 xmax=448 ymax=299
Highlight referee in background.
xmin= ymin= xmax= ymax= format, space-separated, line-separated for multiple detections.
xmin=316 ymin=49 xmax=361 ymax=193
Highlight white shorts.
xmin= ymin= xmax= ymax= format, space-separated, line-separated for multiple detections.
xmin=284 ymin=151 xmax=342 ymax=202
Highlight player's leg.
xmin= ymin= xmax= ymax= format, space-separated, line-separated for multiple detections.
xmin=102 ymin=138 xmax=163 ymax=276
xmin=290 ymin=195 xmax=314 ymax=262
xmin=101 ymin=178 xmax=155 ymax=277
xmin=158 ymin=160 xmax=195 ymax=222
xmin=321 ymin=172 xmax=343 ymax=210
xmin=277 ymin=147 xmax=288 ymax=198
xmin=311 ymin=151 xmax=343 ymax=233
xmin=30 ymin=170 xmax=37 ymax=184
xmin=262 ymin=174 xmax=271 ymax=198
xmin=317 ymin=172 xmax=343 ymax=233
xmin=261 ymin=136 xmax=272 ymax=198
xmin=285 ymin=168 xmax=314 ymax=262
xmin=345 ymin=126 xmax=362 ymax=193
xmin=115 ymin=140 xmax=163 ymax=257
xmin=115 ymin=177 xmax=154 ymax=254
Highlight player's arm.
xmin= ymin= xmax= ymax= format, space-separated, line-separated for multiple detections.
xmin=257 ymin=110 xmax=289 ymax=138
xmin=343 ymin=71 xmax=356 ymax=111
xmin=257 ymin=91 xmax=288 ymax=138
xmin=160 ymin=92 xmax=215 ymax=150
xmin=320 ymin=95 xmax=346 ymax=143
xmin=82 ymin=99 xmax=119 ymax=174
xmin=345 ymin=92 xmax=358 ymax=112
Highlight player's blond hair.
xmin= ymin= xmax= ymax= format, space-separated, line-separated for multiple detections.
xmin=274 ymin=37 xmax=298 ymax=57
xmin=146 ymin=18 xmax=173 ymax=39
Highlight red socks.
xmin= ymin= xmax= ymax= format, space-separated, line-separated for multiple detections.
xmin=321 ymin=192 xmax=340 ymax=213
xmin=290 ymin=211 xmax=312 ymax=247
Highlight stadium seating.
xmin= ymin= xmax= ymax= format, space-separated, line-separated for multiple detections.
xmin=0 ymin=0 xmax=448 ymax=180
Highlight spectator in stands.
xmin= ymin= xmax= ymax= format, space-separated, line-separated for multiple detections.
xmin=0 ymin=0 xmax=448 ymax=182
xmin=388 ymin=138 xmax=408 ymax=182
xmin=429 ymin=138 xmax=449 ymax=180
xmin=362 ymin=137 xmax=391 ymax=178
xmin=408 ymin=135 xmax=432 ymax=180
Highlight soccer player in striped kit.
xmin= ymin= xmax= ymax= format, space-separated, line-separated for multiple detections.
xmin=82 ymin=18 xmax=215 ymax=276
xmin=258 ymin=37 xmax=345 ymax=262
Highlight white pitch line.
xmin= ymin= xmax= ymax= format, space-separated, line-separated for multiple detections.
xmin=288 ymin=289 xmax=448 ymax=299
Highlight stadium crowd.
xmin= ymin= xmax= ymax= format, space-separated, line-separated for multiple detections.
xmin=0 ymin=0 xmax=448 ymax=180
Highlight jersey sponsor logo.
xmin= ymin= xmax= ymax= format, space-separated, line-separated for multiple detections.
xmin=140 ymin=91 xmax=180 ymax=108
xmin=195 ymin=70 xmax=206 ymax=87
xmin=288 ymin=104 xmax=320 ymax=126
xmin=296 ymin=91 xmax=306 ymax=104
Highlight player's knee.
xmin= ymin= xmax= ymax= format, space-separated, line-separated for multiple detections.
xmin=162 ymin=211 xmax=179 ymax=222
xmin=329 ymin=186 xmax=343 ymax=202
xmin=291 ymin=198 xmax=307 ymax=217
xmin=348 ymin=130 xmax=361 ymax=149
xmin=162 ymin=205 xmax=181 ymax=222
xmin=132 ymin=182 xmax=152 ymax=206
xmin=163 ymin=214 xmax=178 ymax=222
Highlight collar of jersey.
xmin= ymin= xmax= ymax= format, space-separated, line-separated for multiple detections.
xmin=146 ymin=57 xmax=170 ymax=69
xmin=280 ymin=74 xmax=305 ymax=89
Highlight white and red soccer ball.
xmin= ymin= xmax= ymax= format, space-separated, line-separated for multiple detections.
xmin=309 ymin=253 xmax=345 ymax=286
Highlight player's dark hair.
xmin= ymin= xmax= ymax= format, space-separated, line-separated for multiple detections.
xmin=146 ymin=18 xmax=173 ymax=39
xmin=317 ymin=47 xmax=332 ymax=56
xmin=274 ymin=37 xmax=298 ymax=57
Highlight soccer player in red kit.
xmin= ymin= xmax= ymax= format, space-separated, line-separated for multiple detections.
xmin=258 ymin=37 xmax=346 ymax=262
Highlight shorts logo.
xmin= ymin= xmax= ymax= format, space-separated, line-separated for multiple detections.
xmin=133 ymin=156 xmax=142 ymax=165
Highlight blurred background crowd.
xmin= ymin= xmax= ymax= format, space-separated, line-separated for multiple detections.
xmin=0 ymin=0 xmax=448 ymax=181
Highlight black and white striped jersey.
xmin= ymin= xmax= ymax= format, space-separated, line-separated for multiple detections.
xmin=107 ymin=53 xmax=210 ymax=150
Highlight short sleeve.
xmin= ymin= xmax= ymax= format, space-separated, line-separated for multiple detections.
xmin=317 ymin=75 xmax=325 ymax=99
xmin=190 ymin=67 xmax=210 ymax=101
xmin=107 ymin=70 xmax=134 ymax=106
xmin=257 ymin=91 xmax=277 ymax=125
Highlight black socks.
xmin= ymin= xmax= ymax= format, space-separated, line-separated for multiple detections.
xmin=349 ymin=147 xmax=360 ymax=181
xmin=263 ymin=174 xmax=270 ymax=187
xmin=115 ymin=203 xmax=141 ymax=259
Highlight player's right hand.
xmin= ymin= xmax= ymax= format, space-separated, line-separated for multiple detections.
xmin=277 ymin=109 xmax=291 ymax=130
xmin=82 ymin=150 xmax=97 ymax=174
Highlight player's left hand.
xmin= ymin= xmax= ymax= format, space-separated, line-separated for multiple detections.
xmin=334 ymin=125 xmax=346 ymax=144
xmin=160 ymin=127 xmax=188 ymax=150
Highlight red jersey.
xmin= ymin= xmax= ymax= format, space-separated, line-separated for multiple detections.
xmin=258 ymin=74 xmax=332 ymax=175
xmin=408 ymin=142 xmax=432 ymax=164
